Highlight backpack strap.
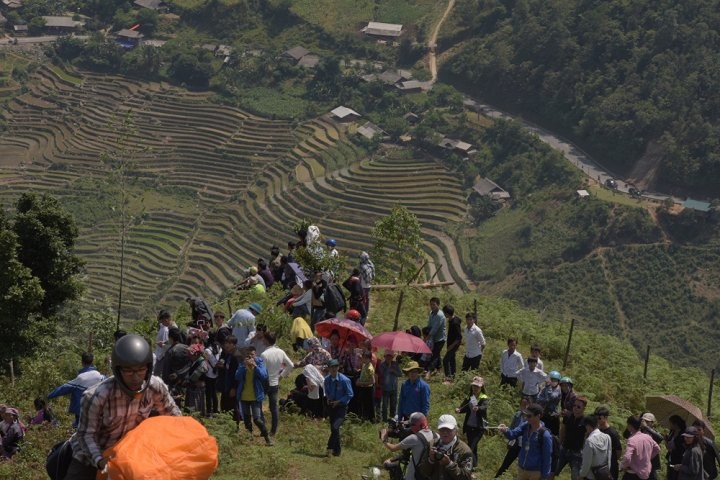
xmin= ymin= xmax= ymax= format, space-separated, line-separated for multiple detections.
xmin=412 ymin=432 xmax=431 ymax=470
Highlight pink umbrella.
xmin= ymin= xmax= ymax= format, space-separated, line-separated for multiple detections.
xmin=371 ymin=331 xmax=431 ymax=354
xmin=314 ymin=318 xmax=372 ymax=344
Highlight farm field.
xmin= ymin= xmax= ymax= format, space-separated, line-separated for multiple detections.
xmin=0 ymin=65 xmax=472 ymax=318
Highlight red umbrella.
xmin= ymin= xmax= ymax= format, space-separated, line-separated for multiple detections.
xmin=315 ymin=318 xmax=372 ymax=343
xmin=371 ymin=331 xmax=431 ymax=354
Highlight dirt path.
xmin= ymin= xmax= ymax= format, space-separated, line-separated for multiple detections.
xmin=596 ymin=250 xmax=629 ymax=338
xmin=428 ymin=0 xmax=455 ymax=82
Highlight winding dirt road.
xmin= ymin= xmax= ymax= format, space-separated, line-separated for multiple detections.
xmin=428 ymin=0 xmax=455 ymax=82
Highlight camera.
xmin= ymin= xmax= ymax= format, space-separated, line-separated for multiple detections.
xmin=432 ymin=449 xmax=445 ymax=461
xmin=386 ymin=418 xmax=412 ymax=441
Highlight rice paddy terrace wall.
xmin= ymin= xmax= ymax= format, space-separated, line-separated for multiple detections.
xmin=0 ymin=65 xmax=471 ymax=319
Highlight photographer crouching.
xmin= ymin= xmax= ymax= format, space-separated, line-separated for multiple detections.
xmin=415 ymin=414 xmax=474 ymax=480
xmin=381 ymin=412 xmax=438 ymax=480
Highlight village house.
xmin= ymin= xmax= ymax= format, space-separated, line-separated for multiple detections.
xmin=439 ymin=137 xmax=475 ymax=155
xmin=473 ymin=177 xmax=511 ymax=201
xmin=356 ymin=121 xmax=388 ymax=141
xmin=12 ymin=24 xmax=28 ymax=35
xmin=395 ymin=80 xmax=423 ymax=93
xmin=297 ymin=54 xmax=320 ymax=68
xmin=283 ymin=46 xmax=310 ymax=61
xmin=2 ymin=0 xmax=22 ymax=9
xmin=133 ymin=0 xmax=169 ymax=11
xmin=115 ymin=28 xmax=144 ymax=48
xmin=330 ymin=106 xmax=361 ymax=122
xmin=361 ymin=21 xmax=403 ymax=41
xmin=41 ymin=16 xmax=84 ymax=34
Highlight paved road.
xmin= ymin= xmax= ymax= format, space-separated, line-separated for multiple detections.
xmin=462 ymin=97 xmax=679 ymax=203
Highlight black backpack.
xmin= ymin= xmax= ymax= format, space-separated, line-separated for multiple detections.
xmin=46 ymin=439 xmax=73 ymax=480
xmin=323 ymin=284 xmax=346 ymax=315
xmin=537 ymin=426 xmax=561 ymax=473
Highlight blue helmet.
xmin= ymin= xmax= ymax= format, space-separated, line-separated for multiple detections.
xmin=325 ymin=238 xmax=337 ymax=247
xmin=549 ymin=370 xmax=562 ymax=381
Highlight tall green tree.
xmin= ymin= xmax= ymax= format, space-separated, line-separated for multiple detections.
xmin=371 ymin=204 xmax=424 ymax=283
xmin=13 ymin=193 xmax=84 ymax=316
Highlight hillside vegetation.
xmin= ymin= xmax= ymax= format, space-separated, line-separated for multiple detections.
xmin=1 ymin=289 xmax=719 ymax=480
xmin=443 ymin=0 xmax=720 ymax=196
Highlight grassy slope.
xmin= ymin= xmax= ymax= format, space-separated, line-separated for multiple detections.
xmin=1 ymin=289 xmax=718 ymax=479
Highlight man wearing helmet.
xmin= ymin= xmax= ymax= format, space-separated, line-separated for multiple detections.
xmin=325 ymin=238 xmax=339 ymax=258
xmin=63 ymin=334 xmax=181 ymax=480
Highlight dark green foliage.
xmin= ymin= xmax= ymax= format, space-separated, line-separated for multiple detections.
xmin=659 ymin=208 xmax=720 ymax=244
xmin=444 ymin=0 xmax=720 ymax=195
xmin=602 ymin=206 xmax=662 ymax=246
xmin=51 ymin=36 xmax=86 ymax=61
xmin=13 ymin=193 xmax=84 ymax=316
xmin=80 ymin=33 xmax=124 ymax=70
xmin=307 ymin=56 xmax=343 ymax=100
xmin=168 ymin=50 xmax=214 ymax=88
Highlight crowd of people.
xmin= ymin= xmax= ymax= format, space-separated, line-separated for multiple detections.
xmin=2 ymin=229 xmax=719 ymax=480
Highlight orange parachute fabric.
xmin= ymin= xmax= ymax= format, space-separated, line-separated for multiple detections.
xmin=97 ymin=416 xmax=218 ymax=480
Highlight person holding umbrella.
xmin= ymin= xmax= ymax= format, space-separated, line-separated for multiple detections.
xmin=398 ymin=361 xmax=431 ymax=421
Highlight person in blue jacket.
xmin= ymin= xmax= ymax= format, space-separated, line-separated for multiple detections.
xmin=500 ymin=403 xmax=553 ymax=480
xmin=47 ymin=352 xmax=104 ymax=428
xmin=397 ymin=361 xmax=431 ymax=420
xmin=235 ymin=345 xmax=272 ymax=446
xmin=324 ymin=358 xmax=354 ymax=457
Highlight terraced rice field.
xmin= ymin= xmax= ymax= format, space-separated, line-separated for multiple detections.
xmin=0 ymin=65 xmax=471 ymax=318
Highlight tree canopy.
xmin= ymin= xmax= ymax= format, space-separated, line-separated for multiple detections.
xmin=445 ymin=0 xmax=720 ymax=196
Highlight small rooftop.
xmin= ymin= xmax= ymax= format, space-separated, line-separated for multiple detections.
xmin=473 ymin=177 xmax=511 ymax=199
xmin=683 ymin=198 xmax=712 ymax=212
xmin=134 ymin=0 xmax=166 ymax=9
xmin=356 ymin=121 xmax=387 ymax=140
xmin=42 ymin=16 xmax=84 ymax=29
xmin=284 ymin=46 xmax=310 ymax=60
xmin=362 ymin=21 xmax=403 ymax=37
xmin=330 ymin=106 xmax=361 ymax=120
xmin=298 ymin=54 xmax=320 ymax=68
xmin=116 ymin=29 xmax=144 ymax=39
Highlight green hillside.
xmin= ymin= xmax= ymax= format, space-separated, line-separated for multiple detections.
xmin=441 ymin=0 xmax=720 ymax=196
xmin=1 ymin=290 xmax=718 ymax=479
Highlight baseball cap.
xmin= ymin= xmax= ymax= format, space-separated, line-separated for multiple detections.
xmin=438 ymin=414 xmax=458 ymax=430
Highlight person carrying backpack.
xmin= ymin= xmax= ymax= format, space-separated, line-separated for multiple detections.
xmin=500 ymin=404 xmax=554 ymax=480
xmin=382 ymin=412 xmax=439 ymax=480
xmin=415 ymin=414 xmax=474 ymax=480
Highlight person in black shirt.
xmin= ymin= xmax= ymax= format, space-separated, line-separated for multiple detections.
xmin=442 ymin=304 xmax=463 ymax=382
xmin=596 ymin=406 xmax=623 ymax=480
xmin=556 ymin=395 xmax=588 ymax=480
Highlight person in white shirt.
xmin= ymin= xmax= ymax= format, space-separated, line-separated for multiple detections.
xmin=261 ymin=331 xmax=295 ymax=437
xmin=462 ymin=313 xmax=486 ymax=372
xmin=579 ymin=415 xmax=612 ymax=480
xmin=516 ymin=357 xmax=547 ymax=400
xmin=500 ymin=337 xmax=524 ymax=387
xmin=524 ymin=344 xmax=544 ymax=371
